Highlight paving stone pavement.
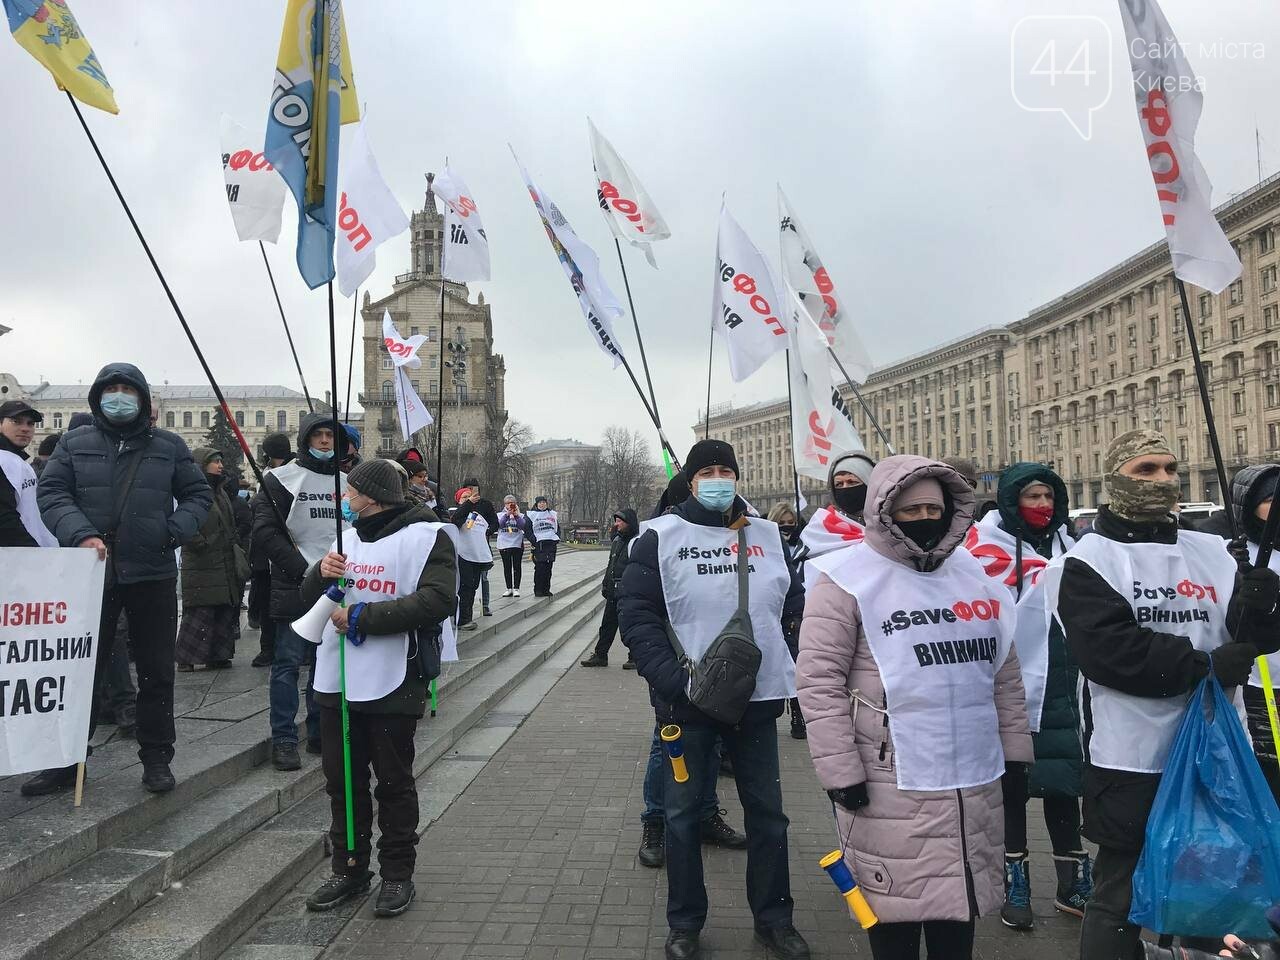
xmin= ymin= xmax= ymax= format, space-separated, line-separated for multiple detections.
xmin=322 ymin=629 xmax=1086 ymax=960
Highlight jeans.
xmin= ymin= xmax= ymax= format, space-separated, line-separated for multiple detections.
xmin=500 ymin=548 xmax=523 ymax=589
xmin=867 ymin=920 xmax=975 ymax=959
xmin=480 ymin=565 xmax=491 ymax=610
xmin=457 ymin=559 xmax=490 ymax=625
xmin=269 ymin=622 xmax=319 ymax=745
xmin=663 ymin=715 xmax=792 ymax=932
xmin=89 ymin=579 xmax=178 ymax=764
xmin=642 ymin=723 xmax=720 ymax=823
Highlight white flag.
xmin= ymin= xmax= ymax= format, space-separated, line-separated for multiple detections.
xmin=219 ymin=114 xmax=285 ymax=244
xmin=778 ymin=186 xmax=874 ymax=384
xmin=787 ymin=292 xmax=865 ymax=482
xmin=335 ymin=121 xmax=410 ymax=298
xmin=382 ymin=311 xmax=427 ymax=369
xmin=714 ymin=204 xmax=789 ymax=382
xmin=395 ymin=367 xmax=434 ymax=441
xmin=1116 ymin=0 xmax=1241 ymax=294
xmin=432 ymin=165 xmax=491 ymax=282
xmin=588 ymin=118 xmax=670 ymax=269
xmin=512 ymin=147 xmax=628 ymax=369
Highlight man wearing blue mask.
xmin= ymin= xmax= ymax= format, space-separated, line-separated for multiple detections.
xmin=619 ymin=439 xmax=810 ymax=960
xmin=251 ymin=413 xmax=351 ymax=771
xmin=26 ymin=363 xmax=212 ymax=797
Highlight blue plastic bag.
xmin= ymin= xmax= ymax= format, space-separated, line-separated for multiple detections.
xmin=1130 ymin=673 xmax=1280 ymax=940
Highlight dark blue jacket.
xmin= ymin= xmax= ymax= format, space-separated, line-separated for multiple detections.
xmin=37 ymin=362 xmax=212 ymax=584
xmin=618 ymin=495 xmax=805 ymax=727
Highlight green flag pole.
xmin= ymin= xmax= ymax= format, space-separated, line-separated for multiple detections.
xmin=661 ymin=446 xmax=675 ymax=481
xmin=337 ymin=580 xmax=356 ymax=861
xmin=430 ymin=677 xmax=438 ymax=718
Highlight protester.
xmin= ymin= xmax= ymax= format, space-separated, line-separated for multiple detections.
xmin=966 ymin=463 xmax=1090 ymax=928
xmin=527 ymin=495 xmax=561 ymax=597
xmin=451 ymin=481 xmax=497 ymax=630
xmin=340 ymin=423 xmax=361 ymax=473
xmin=796 ymin=450 xmax=875 ymax=587
xmin=27 ymin=363 xmax=212 ymax=795
xmin=622 ymin=438 xmax=810 ymax=960
xmin=797 ymin=455 xmax=1032 ymax=960
xmin=650 ymin=472 xmax=692 ymax=520
xmin=0 ymin=399 xmax=57 ymax=547
xmin=248 ymin=432 xmax=293 ymax=666
xmin=1043 ymin=430 xmax=1280 ymax=958
xmin=176 ymin=448 xmax=244 ymax=672
xmin=768 ymin=502 xmax=810 ymax=741
xmin=581 ymin=508 xmax=639 ymax=668
xmin=299 ymin=458 xmax=455 ymax=918
xmin=401 ymin=459 xmax=433 ymax=509
xmin=252 ymin=414 xmax=351 ymax=771
xmin=495 ymin=495 xmax=528 ymax=597
xmin=31 ymin=431 xmax=59 ymax=476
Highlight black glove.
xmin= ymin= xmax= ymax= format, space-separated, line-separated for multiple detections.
xmin=1239 ymin=565 xmax=1280 ymax=613
xmin=1228 ymin=536 xmax=1252 ymax=566
xmin=827 ymin=783 xmax=869 ymax=812
xmin=1210 ymin=643 xmax=1260 ymax=688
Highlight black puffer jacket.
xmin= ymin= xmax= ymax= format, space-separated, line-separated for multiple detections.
xmin=181 ymin=450 xmax=241 ymax=609
xmin=251 ymin=412 xmax=348 ymax=621
xmin=37 ymin=362 xmax=212 ymax=584
xmin=619 ymin=495 xmax=805 ymax=726
xmin=601 ymin=509 xmax=639 ymax=600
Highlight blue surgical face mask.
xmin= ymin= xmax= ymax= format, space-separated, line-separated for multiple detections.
xmin=341 ymin=497 xmax=359 ymax=524
xmin=694 ymin=478 xmax=736 ymax=512
xmin=237 ymin=489 xmax=250 ymax=500
xmin=310 ymin=446 xmax=335 ymax=461
xmin=100 ymin=391 xmax=140 ymax=424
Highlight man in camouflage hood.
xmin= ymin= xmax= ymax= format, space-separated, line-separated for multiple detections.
xmin=1103 ymin=429 xmax=1181 ymax=522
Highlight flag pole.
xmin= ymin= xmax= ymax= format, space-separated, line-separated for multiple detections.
xmin=436 ymin=276 xmax=447 ymax=490
xmin=826 ymin=346 xmax=894 ymax=455
xmin=1174 ymin=278 xmax=1237 ymax=537
xmin=260 ymin=241 xmax=314 ymax=412
xmin=344 ymin=288 xmax=359 ymax=424
xmin=63 ymin=92 xmax=291 ymax=534
xmin=704 ymin=324 xmax=715 ymax=441
xmin=613 ymin=238 xmax=672 ymax=477
xmin=784 ymin=350 xmax=804 ymax=517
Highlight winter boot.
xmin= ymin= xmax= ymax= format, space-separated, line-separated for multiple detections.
xmin=306 ymin=870 xmax=373 ymax=911
xmin=1001 ymin=853 xmax=1035 ymax=929
xmin=700 ymin=809 xmax=747 ymax=849
xmin=374 ymin=879 xmax=416 ymax=917
xmin=638 ymin=818 xmax=665 ymax=868
xmin=1053 ymin=851 xmax=1093 ymax=918
xmin=580 ymin=653 xmax=608 ymax=668
xmin=789 ymin=698 xmax=807 ymax=740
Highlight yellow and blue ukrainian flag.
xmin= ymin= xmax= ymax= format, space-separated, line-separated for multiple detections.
xmin=2 ymin=0 xmax=117 ymax=114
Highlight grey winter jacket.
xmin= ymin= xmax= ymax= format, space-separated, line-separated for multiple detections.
xmin=797 ymin=454 xmax=1033 ymax=924
xmin=37 ymin=362 xmax=212 ymax=585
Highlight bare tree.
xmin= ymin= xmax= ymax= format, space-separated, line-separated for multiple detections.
xmin=601 ymin=427 xmax=664 ymax=520
xmin=479 ymin=417 xmax=534 ymax=499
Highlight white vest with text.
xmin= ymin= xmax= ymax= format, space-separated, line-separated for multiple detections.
xmin=272 ymin=461 xmax=350 ymax=566
xmin=0 ymin=451 xmax=56 ymax=547
xmin=496 ymin=514 xmax=525 ymax=551
xmin=528 ymin=509 xmax=559 ymax=542
xmin=454 ymin=510 xmax=491 ymax=563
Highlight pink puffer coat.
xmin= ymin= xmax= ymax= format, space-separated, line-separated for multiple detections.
xmin=797 ymin=455 xmax=1033 ymax=924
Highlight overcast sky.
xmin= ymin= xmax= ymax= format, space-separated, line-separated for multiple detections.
xmin=2 ymin=1 xmax=1278 ymax=456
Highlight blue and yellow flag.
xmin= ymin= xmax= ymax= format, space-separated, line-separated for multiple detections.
xmin=2 ymin=0 xmax=116 ymax=114
xmin=264 ymin=0 xmax=359 ymax=290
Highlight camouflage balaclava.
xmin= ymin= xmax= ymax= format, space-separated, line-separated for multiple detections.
xmin=1104 ymin=429 xmax=1179 ymax=522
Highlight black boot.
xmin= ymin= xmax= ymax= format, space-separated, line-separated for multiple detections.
xmin=665 ymin=929 xmax=700 ymax=960
xmin=141 ymin=760 xmax=175 ymax=793
xmin=306 ymin=870 xmax=373 ymax=911
xmin=20 ymin=764 xmax=77 ymax=797
xmin=638 ymin=818 xmax=665 ymax=868
xmin=374 ymin=879 xmax=416 ymax=917
xmin=754 ymin=924 xmax=811 ymax=959
xmin=789 ymin=699 xmax=807 ymax=740
xmin=272 ymin=741 xmax=301 ymax=771
xmin=1000 ymin=853 xmax=1034 ymax=930
xmin=1053 ymin=852 xmax=1093 ymax=917
xmin=580 ymin=652 xmax=608 ymax=667
xmin=700 ymin=809 xmax=747 ymax=849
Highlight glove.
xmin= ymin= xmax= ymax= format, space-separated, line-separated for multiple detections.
xmin=346 ymin=602 xmax=369 ymax=647
xmin=1237 ymin=565 xmax=1280 ymax=614
xmin=827 ymin=783 xmax=869 ymax=812
xmin=1210 ymin=642 xmax=1259 ymax=687
xmin=1228 ymin=535 xmax=1251 ymax=566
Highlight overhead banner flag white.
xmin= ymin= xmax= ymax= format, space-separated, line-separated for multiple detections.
xmin=335 ymin=121 xmax=410 ymax=298
xmin=512 ymin=147 xmax=628 ymax=369
xmin=382 ymin=311 xmax=427 ymax=369
xmin=714 ymin=204 xmax=789 ymax=382
xmin=219 ymin=114 xmax=285 ymax=244
xmin=1116 ymin=0 xmax=1241 ymax=294
xmin=382 ymin=314 xmax=434 ymax=439
xmin=0 ymin=549 xmax=105 ymax=776
xmin=432 ymin=165 xmax=491 ymax=283
xmin=778 ymin=186 xmax=874 ymax=383
xmin=588 ymin=118 xmax=671 ymax=269
xmin=787 ymin=293 xmax=866 ymax=482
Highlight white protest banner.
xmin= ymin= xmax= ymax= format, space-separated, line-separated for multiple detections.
xmin=588 ymin=118 xmax=670 ymax=269
xmin=0 ymin=549 xmax=105 ymax=776
xmin=1116 ymin=0 xmax=1241 ymax=294
xmin=382 ymin=311 xmax=427 ymax=369
xmin=219 ymin=114 xmax=285 ymax=244
xmin=512 ymin=147 xmax=628 ymax=368
xmin=395 ymin=367 xmax=434 ymax=440
xmin=432 ymin=165 xmax=491 ymax=283
xmin=714 ymin=203 xmax=788 ymax=382
xmin=335 ymin=120 xmax=411 ymax=298
xmin=778 ymin=186 xmax=874 ymax=383
xmin=787 ymin=291 xmax=865 ymax=482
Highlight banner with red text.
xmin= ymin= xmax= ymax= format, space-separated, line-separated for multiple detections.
xmin=335 ymin=120 xmax=410 ymax=298
xmin=714 ymin=204 xmax=789 ymax=382
xmin=382 ymin=311 xmax=427 ymax=369
xmin=1116 ymin=0 xmax=1241 ymax=294
xmin=432 ymin=165 xmax=491 ymax=283
xmin=219 ymin=114 xmax=285 ymax=244
xmin=588 ymin=118 xmax=670 ymax=269
xmin=0 ymin=549 xmax=105 ymax=775
xmin=383 ymin=314 xmax=434 ymax=439
xmin=787 ymin=292 xmax=864 ymax=481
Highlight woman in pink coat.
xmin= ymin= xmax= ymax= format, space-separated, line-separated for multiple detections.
xmin=797 ymin=455 xmax=1033 ymax=959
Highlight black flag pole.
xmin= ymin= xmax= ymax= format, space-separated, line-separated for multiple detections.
xmin=326 ymin=281 xmax=345 ymax=555
xmin=826 ymin=345 xmax=894 ymax=455
xmin=1175 ymin=277 xmax=1237 ymax=538
xmin=344 ymin=289 xmax=358 ymax=424
xmin=64 ymin=91 xmax=290 ymax=533
xmin=704 ymin=323 xmax=715 ymax=440
xmin=784 ymin=350 xmax=804 ymax=517
xmin=260 ymin=241 xmax=314 ymax=413
xmin=436 ymin=276 xmax=446 ymax=491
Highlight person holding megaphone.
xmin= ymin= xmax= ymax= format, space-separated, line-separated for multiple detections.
xmin=296 ymin=459 xmax=456 ymax=919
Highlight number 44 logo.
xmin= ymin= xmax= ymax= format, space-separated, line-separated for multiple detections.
xmin=1010 ymin=15 xmax=1114 ymax=142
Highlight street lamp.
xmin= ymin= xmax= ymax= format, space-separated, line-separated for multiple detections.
xmin=443 ymin=324 xmax=469 ymax=482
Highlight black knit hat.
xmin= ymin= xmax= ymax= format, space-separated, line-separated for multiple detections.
xmin=683 ymin=439 xmax=739 ymax=481
xmin=348 ymin=458 xmax=406 ymax=505
xmin=262 ymin=432 xmax=292 ymax=461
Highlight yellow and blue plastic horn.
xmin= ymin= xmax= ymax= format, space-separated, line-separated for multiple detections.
xmin=660 ymin=724 xmax=689 ymax=783
xmin=819 ymin=850 xmax=878 ymax=929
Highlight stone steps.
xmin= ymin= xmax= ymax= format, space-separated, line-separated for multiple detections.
xmin=0 ymin=561 xmax=605 ymax=960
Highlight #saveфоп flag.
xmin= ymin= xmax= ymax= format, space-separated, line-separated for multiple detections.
xmin=588 ymin=118 xmax=670 ymax=269
xmin=219 ymin=114 xmax=286 ymax=244
xmin=432 ymin=164 xmax=491 ymax=283
xmin=713 ymin=203 xmax=788 ymax=383
xmin=334 ymin=119 xmax=409 ymax=298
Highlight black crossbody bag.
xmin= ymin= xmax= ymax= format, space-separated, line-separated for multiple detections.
xmin=664 ymin=526 xmax=760 ymax=725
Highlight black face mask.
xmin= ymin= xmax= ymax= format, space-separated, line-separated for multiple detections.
xmin=778 ymin=524 xmax=798 ymax=542
xmin=897 ymin=517 xmax=948 ymax=552
xmin=833 ymin=485 xmax=868 ymax=517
